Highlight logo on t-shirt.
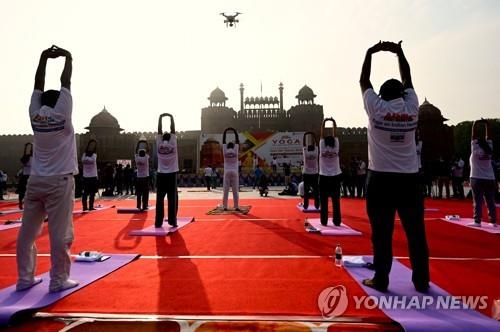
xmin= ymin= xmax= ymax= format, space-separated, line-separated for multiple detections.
xmin=383 ymin=113 xmax=414 ymax=122
xmin=158 ymin=144 xmax=174 ymax=155
xmin=321 ymin=150 xmax=338 ymax=158
xmin=225 ymin=150 xmax=237 ymax=158
xmin=31 ymin=114 xmax=66 ymax=132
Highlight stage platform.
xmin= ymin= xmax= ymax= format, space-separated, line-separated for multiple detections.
xmin=0 ymin=190 xmax=498 ymax=331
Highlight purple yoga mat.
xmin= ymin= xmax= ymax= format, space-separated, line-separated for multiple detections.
xmin=117 ymin=207 xmax=155 ymax=214
xmin=0 ymin=253 xmax=139 ymax=326
xmin=297 ymin=203 xmax=320 ymax=213
xmin=344 ymin=256 xmax=499 ymax=332
xmin=307 ymin=219 xmax=362 ymax=236
xmin=0 ymin=209 xmax=23 ymax=216
xmin=0 ymin=221 xmax=22 ymax=232
xmin=129 ymin=217 xmax=194 ymax=236
xmin=440 ymin=218 xmax=500 ymax=234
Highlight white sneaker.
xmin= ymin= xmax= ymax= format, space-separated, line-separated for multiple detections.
xmin=49 ymin=279 xmax=79 ymax=293
xmin=16 ymin=277 xmax=43 ymax=291
xmin=467 ymin=222 xmax=481 ymax=227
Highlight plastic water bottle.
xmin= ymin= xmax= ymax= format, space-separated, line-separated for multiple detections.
xmin=335 ymin=244 xmax=343 ymax=267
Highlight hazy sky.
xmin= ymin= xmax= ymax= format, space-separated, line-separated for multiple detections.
xmin=1 ymin=0 xmax=499 ymax=134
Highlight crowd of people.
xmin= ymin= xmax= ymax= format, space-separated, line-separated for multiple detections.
xmin=4 ymin=42 xmax=498 ymax=296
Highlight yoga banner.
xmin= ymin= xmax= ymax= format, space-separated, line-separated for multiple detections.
xmin=199 ymin=131 xmax=305 ymax=170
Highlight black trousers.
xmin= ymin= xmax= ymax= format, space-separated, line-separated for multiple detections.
xmin=135 ymin=177 xmax=149 ymax=210
xmin=319 ymin=174 xmax=342 ymax=226
xmin=303 ymin=173 xmax=319 ymax=209
xmin=18 ymin=175 xmax=29 ymax=204
xmin=82 ymin=176 xmax=98 ymax=210
xmin=205 ymin=176 xmax=211 ymax=190
xmin=366 ymin=170 xmax=430 ymax=287
xmin=155 ymin=172 xmax=178 ymax=226
xmin=356 ymin=174 xmax=366 ymax=198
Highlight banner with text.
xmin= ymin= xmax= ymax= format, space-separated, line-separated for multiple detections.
xmin=199 ymin=131 xmax=305 ymax=170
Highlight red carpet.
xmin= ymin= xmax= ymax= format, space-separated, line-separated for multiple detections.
xmin=1 ymin=196 xmax=498 ymax=331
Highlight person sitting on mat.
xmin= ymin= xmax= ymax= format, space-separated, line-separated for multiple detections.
xmin=469 ymin=119 xmax=497 ymax=227
xmin=81 ymin=139 xmax=98 ymax=211
xmin=222 ymin=127 xmax=240 ymax=211
xmin=17 ymin=45 xmax=79 ymax=293
xmin=319 ymin=118 xmax=342 ymax=226
xmin=18 ymin=142 xmax=33 ymax=210
xmin=359 ymin=40 xmax=429 ymax=292
xmin=155 ymin=113 xmax=179 ymax=227
xmin=302 ymin=131 xmax=320 ymax=210
xmin=135 ymin=140 xmax=150 ymax=211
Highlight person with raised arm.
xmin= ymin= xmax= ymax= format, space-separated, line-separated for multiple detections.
xmin=318 ymin=118 xmax=342 ymax=225
xmin=155 ymin=113 xmax=179 ymax=227
xmin=18 ymin=142 xmax=33 ymax=209
xmin=222 ymin=127 xmax=240 ymax=211
xmin=302 ymin=131 xmax=320 ymax=210
xmin=17 ymin=45 xmax=79 ymax=293
xmin=359 ymin=41 xmax=429 ymax=292
xmin=81 ymin=139 xmax=98 ymax=211
xmin=135 ymin=139 xmax=150 ymax=211
xmin=469 ymin=119 xmax=497 ymax=227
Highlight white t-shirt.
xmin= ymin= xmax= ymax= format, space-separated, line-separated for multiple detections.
xmin=271 ymin=158 xmax=278 ymax=166
xmin=22 ymin=156 xmax=32 ymax=176
xmin=156 ymin=134 xmax=179 ymax=173
xmin=302 ymin=147 xmax=319 ymax=174
xmin=29 ymin=88 xmax=78 ymax=176
xmin=363 ymin=88 xmax=419 ymax=173
xmin=223 ymin=144 xmax=239 ymax=173
xmin=82 ymin=153 xmax=98 ymax=178
xmin=135 ymin=154 xmax=150 ymax=178
xmin=319 ymin=138 xmax=341 ymax=176
xmin=470 ymin=140 xmax=495 ymax=180
xmin=452 ymin=159 xmax=464 ymax=177
xmin=204 ymin=167 xmax=213 ymax=177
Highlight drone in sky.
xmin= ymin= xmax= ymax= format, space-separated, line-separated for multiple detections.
xmin=220 ymin=12 xmax=241 ymax=27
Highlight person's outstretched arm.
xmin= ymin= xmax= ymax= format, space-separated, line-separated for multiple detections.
xmin=360 ymin=42 xmax=382 ymax=93
xmin=223 ymin=128 xmax=229 ymax=144
xmin=53 ymin=46 xmax=72 ymax=90
xmin=158 ymin=113 xmax=170 ymax=134
xmin=391 ymin=41 xmax=413 ymax=90
xmin=485 ymin=120 xmax=491 ymax=140
xmin=471 ymin=120 xmax=481 ymax=140
xmin=321 ymin=118 xmax=334 ymax=138
xmin=167 ymin=114 xmax=175 ymax=134
xmin=303 ymin=132 xmax=309 ymax=147
xmin=232 ymin=128 xmax=239 ymax=144
xmin=34 ymin=48 xmax=55 ymax=91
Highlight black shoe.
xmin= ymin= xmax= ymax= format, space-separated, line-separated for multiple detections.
xmin=82 ymin=207 xmax=88 ymax=211
xmin=362 ymin=278 xmax=388 ymax=292
xmin=89 ymin=207 xmax=96 ymax=211
xmin=333 ymin=220 xmax=341 ymax=227
xmin=320 ymin=220 xmax=327 ymax=226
